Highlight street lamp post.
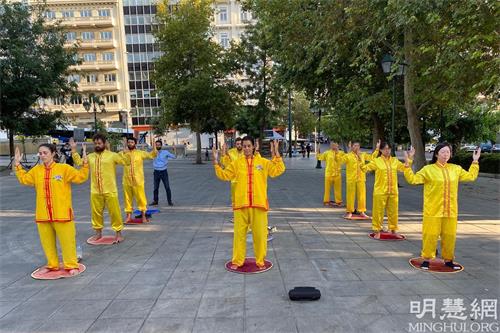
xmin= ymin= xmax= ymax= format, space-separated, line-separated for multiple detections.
xmin=315 ymin=107 xmax=322 ymax=169
xmin=83 ymin=94 xmax=106 ymax=134
xmin=288 ymin=91 xmax=292 ymax=158
xmin=381 ymin=54 xmax=407 ymax=154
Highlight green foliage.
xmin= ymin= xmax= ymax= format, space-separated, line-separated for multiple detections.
xmin=290 ymin=92 xmax=315 ymax=139
xmin=0 ymin=0 xmax=79 ymax=156
xmin=153 ymin=0 xmax=237 ymax=163
xmin=450 ymin=152 xmax=500 ymax=174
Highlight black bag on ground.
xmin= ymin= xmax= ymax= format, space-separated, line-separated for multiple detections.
xmin=288 ymin=287 xmax=321 ymax=301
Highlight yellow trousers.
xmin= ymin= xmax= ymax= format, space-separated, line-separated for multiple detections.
xmin=421 ymin=217 xmax=457 ymax=260
xmin=91 ymin=193 xmax=123 ymax=232
xmin=233 ymin=208 xmax=268 ymax=266
xmin=346 ymin=181 xmax=366 ymax=213
xmin=123 ymin=184 xmax=147 ymax=213
xmin=372 ymin=194 xmax=398 ymax=231
xmin=323 ymin=175 xmax=342 ymax=204
xmin=230 ymin=182 xmax=236 ymax=205
xmin=37 ymin=222 xmax=78 ymax=270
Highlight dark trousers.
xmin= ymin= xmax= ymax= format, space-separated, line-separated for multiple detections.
xmin=153 ymin=169 xmax=172 ymax=204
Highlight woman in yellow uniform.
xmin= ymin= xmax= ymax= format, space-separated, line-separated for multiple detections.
xmin=71 ymin=134 xmax=130 ymax=242
xmin=337 ymin=141 xmax=380 ymax=218
xmin=316 ymin=142 xmax=345 ymax=206
xmin=362 ymin=141 xmax=408 ymax=238
xmin=14 ymin=143 xmax=89 ymax=275
xmin=221 ymin=137 xmax=243 ymax=206
xmin=120 ymin=137 xmax=157 ymax=223
xmin=404 ymin=143 xmax=480 ymax=270
xmin=213 ymin=137 xmax=285 ymax=270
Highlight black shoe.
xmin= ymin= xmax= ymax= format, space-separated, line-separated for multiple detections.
xmin=168 ymin=202 xmax=174 ymax=206
xmin=444 ymin=261 xmax=461 ymax=270
xmin=421 ymin=261 xmax=430 ymax=270
xmin=149 ymin=201 xmax=158 ymax=206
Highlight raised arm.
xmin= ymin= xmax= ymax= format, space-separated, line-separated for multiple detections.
xmin=212 ymin=146 xmax=237 ymax=181
xmin=14 ymin=147 xmax=36 ymax=186
xmin=69 ymin=138 xmax=83 ymax=166
xmin=458 ymin=148 xmax=480 ymax=182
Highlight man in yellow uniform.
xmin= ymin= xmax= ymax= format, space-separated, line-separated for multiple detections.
xmin=14 ymin=143 xmax=89 ymax=275
xmin=316 ymin=142 xmax=345 ymax=206
xmin=362 ymin=141 xmax=409 ymax=238
xmin=221 ymin=137 xmax=243 ymax=205
xmin=213 ymin=137 xmax=285 ymax=270
xmin=120 ymin=137 xmax=157 ymax=223
xmin=404 ymin=143 xmax=480 ymax=270
xmin=337 ymin=140 xmax=379 ymax=219
xmin=71 ymin=134 xmax=130 ymax=242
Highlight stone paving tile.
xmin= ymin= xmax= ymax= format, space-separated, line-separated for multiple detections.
xmin=246 ymin=315 xmax=299 ymax=333
xmin=50 ymin=300 xmax=111 ymax=320
xmin=100 ymin=299 xmax=156 ymax=319
xmin=86 ymin=318 xmax=145 ymax=333
xmin=35 ymin=319 xmax=95 ymax=333
xmin=197 ymin=296 xmax=245 ymax=318
xmin=149 ymin=298 xmax=201 ymax=318
xmin=192 ymin=317 xmax=244 ymax=333
xmin=140 ymin=317 xmax=194 ymax=333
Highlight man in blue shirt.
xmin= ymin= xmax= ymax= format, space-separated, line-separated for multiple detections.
xmin=150 ymin=140 xmax=176 ymax=206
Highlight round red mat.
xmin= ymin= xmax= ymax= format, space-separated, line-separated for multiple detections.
xmin=31 ymin=263 xmax=86 ymax=280
xmin=369 ymin=231 xmax=406 ymax=241
xmin=326 ymin=201 xmax=344 ymax=208
xmin=409 ymin=257 xmax=464 ymax=273
xmin=125 ymin=218 xmax=150 ymax=225
xmin=86 ymin=235 xmax=122 ymax=245
xmin=225 ymin=258 xmax=273 ymax=274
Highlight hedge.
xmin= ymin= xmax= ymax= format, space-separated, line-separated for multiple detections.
xmin=449 ymin=152 xmax=500 ymax=174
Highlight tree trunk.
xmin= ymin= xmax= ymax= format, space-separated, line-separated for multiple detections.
xmin=404 ymin=28 xmax=426 ymax=170
xmin=371 ymin=113 xmax=384 ymax=148
xmin=294 ymin=129 xmax=298 ymax=149
xmin=195 ymin=131 xmax=202 ymax=164
xmin=8 ymin=130 xmax=14 ymax=159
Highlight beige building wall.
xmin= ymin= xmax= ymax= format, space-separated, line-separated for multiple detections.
xmin=32 ymin=0 xmax=130 ymax=129
xmin=213 ymin=0 xmax=253 ymax=47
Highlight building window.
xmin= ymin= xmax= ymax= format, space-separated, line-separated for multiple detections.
xmin=44 ymin=11 xmax=56 ymax=20
xmin=130 ymin=90 xmax=137 ymax=99
xmin=103 ymin=52 xmax=114 ymax=61
xmin=143 ymin=90 xmax=150 ymax=98
xmin=62 ymin=11 xmax=74 ymax=18
xmin=240 ymin=10 xmax=250 ymax=22
xmin=104 ymin=74 xmax=117 ymax=82
xmin=219 ymin=33 xmax=229 ymax=48
xmin=65 ymin=32 xmax=76 ymax=41
xmin=105 ymin=95 xmax=118 ymax=103
xmin=67 ymin=74 xmax=80 ymax=83
xmin=86 ymin=74 xmax=98 ymax=83
xmin=81 ymin=32 xmax=95 ymax=40
xmin=100 ymin=31 xmax=112 ymax=40
xmin=70 ymin=95 xmax=83 ymax=104
xmin=219 ymin=7 xmax=228 ymax=23
xmin=98 ymin=9 xmax=111 ymax=17
xmin=83 ymin=53 xmax=96 ymax=62
xmin=80 ymin=10 xmax=92 ymax=17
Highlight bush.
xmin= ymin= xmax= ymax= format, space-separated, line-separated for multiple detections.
xmin=449 ymin=152 xmax=500 ymax=174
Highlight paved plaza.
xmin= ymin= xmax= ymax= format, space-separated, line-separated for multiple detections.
xmin=0 ymin=153 xmax=499 ymax=333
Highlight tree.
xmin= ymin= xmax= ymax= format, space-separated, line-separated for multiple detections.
xmin=153 ymin=0 xmax=237 ymax=164
xmin=290 ymin=92 xmax=314 ymax=146
xmin=0 ymin=1 xmax=79 ymax=158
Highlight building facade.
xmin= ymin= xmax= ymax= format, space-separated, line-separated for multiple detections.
xmin=35 ymin=0 xmax=131 ymax=130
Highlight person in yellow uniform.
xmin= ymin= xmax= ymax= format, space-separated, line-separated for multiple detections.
xmin=14 ymin=143 xmax=89 ymax=276
xmin=316 ymin=142 xmax=345 ymax=206
xmin=213 ymin=137 xmax=285 ymax=270
xmin=221 ymin=137 xmax=243 ymax=206
xmin=120 ymin=137 xmax=157 ymax=223
xmin=337 ymin=140 xmax=380 ymax=219
xmin=362 ymin=141 xmax=409 ymax=238
xmin=404 ymin=143 xmax=480 ymax=270
xmin=71 ymin=134 xmax=130 ymax=243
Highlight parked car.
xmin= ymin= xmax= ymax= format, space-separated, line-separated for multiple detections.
xmin=479 ymin=141 xmax=492 ymax=153
xmin=492 ymin=144 xmax=500 ymax=153
xmin=425 ymin=144 xmax=436 ymax=152
xmin=461 ymin=144 xmax=478 ymax=152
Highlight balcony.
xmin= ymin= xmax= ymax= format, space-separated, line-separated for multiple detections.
xmin=78 ymin=81 xmax=118 ymax=92
xmin=73 ymin=60 xmax=118 ymax=71
xmin=60 ymin=16 xmax=114 ymax=28
xmin=65 ymin=39 xmax=116 ymax=49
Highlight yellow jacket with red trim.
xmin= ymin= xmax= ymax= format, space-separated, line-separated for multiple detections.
xmin=404 ymin=162 xmax=479 ymax=218
xmin=337 ymin=150 xmax=379 ymax=183
xmin=119 ymin=149 xmax=157 ymax=186
xmin=214 ymin=155 xmax=285 ymax=211
xmin=362 ymin=156 xmax=408 ymax=195
xmin=16 ymin=162 xmax=89 ymax=222
xmin=317 ymin=150 xmax=345 ymax=177
xmin=222 ymin=147 xmax=242 ymax=167
xmin=73 ymin=150 xmax=129 ymax=194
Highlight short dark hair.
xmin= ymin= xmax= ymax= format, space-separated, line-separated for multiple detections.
xmin=39 ymin=143 xmax=57 ymax=154
xmin=431 ymin=142 xmax=452 ymax=164
xmin=127 ymin=137 xmax=137 ymax=144
xmin=92 ymin=133 xmax=107 ymax=143
xmin=378 ymin=140 xmax=391 ymax=157
xmin=241 ymin=135 xmax=254 ymax=146
xmin=235 ymin=137 xmax=243 ymax=143
xmin=155 ymin=140 xmax=163 ymax=145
